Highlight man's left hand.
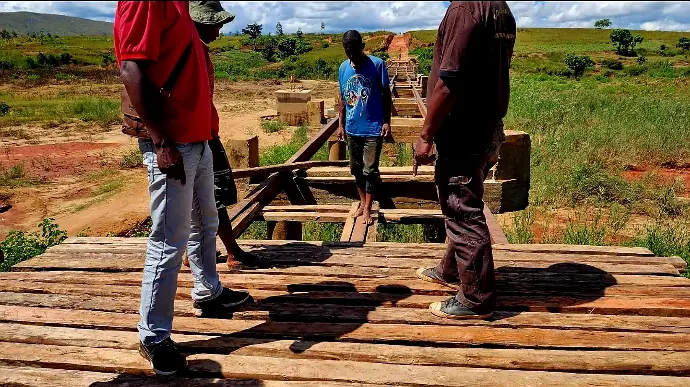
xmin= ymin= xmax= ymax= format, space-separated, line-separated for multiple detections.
xmin=413 ymin=136 xmax=435 ymax=176
xmin=381 ymin=123 xmax=391 ymax=138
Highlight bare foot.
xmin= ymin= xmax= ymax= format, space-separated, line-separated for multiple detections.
xmin=359 ymin=209 xmax=375 ymax=225
xmin=353 ymin=201 xmax=364 ymax=218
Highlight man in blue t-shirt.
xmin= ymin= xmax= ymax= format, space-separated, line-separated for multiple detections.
xmin=337 ymin=30 xmax=392 ymax=225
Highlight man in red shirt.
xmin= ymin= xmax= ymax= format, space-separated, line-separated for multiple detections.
xmin=414 ymin=1 xmax=516 ymax=320
xmin=115 ymin=1 xmax=251 ymax=375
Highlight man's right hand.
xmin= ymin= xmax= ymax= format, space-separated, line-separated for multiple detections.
xmin=156 ymin=145 xmax=186 ymax=185
xmin=336 ymin=126 xmax=346 ymax=142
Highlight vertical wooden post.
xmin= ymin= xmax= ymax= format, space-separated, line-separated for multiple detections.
xmin=267 ymin=221 xmax=302 ymax=240
xmin=329 ymin=140 xmax=346 ymax=161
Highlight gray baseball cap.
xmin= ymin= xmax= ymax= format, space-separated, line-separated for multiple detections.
xmin=189 ymin=1 xmax=235 ymax=26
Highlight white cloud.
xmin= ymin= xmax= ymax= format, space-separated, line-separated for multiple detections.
xmin=1 ymin=1 xmax=689 ymax=33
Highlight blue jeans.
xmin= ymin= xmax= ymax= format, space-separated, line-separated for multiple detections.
xmin=137 ymin=139 xmax=223 ymax=345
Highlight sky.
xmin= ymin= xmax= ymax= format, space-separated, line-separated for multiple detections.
xmin=1 ymin=1 xmax=689 ymax=34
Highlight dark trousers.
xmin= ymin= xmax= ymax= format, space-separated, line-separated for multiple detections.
xmin=347 ymin=135 xmax=383 ymax=194
xmin=434 ymin=152 xmax=497 ymax=314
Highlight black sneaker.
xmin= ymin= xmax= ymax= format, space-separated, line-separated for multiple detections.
xmin=415 ymin=267 xmax=461 ymax=290
xmin=138 ymin=337 xmax=187 ymax=376
xmin=193 ymin=287 xmax=252 ymax=317
xmin=429 ymin=296 xmax=493 ymax=320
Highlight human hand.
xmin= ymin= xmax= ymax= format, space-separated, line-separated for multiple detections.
xmin=381 ymin=123 xmax=391 ymax=138
xmin=156 ymin=144 xmax=186 ymax=185
xmin=412 ymin=136 xmax=435 ymax=177
xmin=336 ymin=126 xmax=346 ymax=142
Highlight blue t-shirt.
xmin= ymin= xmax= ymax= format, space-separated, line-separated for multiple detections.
xmin=338 ymin=55 xmax=390 ymax=137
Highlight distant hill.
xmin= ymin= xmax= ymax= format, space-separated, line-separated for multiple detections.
xmin=0 ymin=12 xmax=113 ymax=36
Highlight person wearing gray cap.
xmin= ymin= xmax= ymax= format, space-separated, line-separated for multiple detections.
xmin=186 ymin=1 xmax=271 ymax=270
xmin=115 ymin=0 xmax=252 ymax=376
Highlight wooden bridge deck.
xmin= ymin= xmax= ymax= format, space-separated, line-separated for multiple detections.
xmin=1 ymin=237 xmax=690 ymax=386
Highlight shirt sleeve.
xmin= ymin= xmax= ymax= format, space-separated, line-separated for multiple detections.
xmin=115 ymin=1 xmax=164 ymax=61
xmin=380 ymin=60 xmax=390 ymax=89
xmin=439 ymin=5 xmax=480 ymax=81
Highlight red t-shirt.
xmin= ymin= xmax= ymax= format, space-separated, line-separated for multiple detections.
xmin=201 ymin=44 xmax=219 ymax=137
xmin=114 ymin=1 xmax=212 ymax=143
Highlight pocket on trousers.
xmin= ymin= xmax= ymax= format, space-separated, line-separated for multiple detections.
xmin=443 ymin=175 xmax=483 ymax=221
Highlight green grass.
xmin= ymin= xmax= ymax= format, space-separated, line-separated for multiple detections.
xmin=120 ymin=149 xmax=143 ymax=169
xmin=71 ymin=176 xmax=124 ymax=213
xmin=0 ymin=218 xmax=67 ymax=272
xmin=506 ymin=74 xmax=690 ymax=207
xmin=0 ymin=92 xmax=119 ymax=128
xmin=261 ymin=119 xmax=288 ymax=133
xmin=633 ymin=222 xmax=690 ymax=276
xmin=0 ymin=164 xmax=40 ymax=188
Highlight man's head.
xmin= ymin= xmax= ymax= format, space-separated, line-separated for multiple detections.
xmin=342 ymin=30 xmax=366 ymax=65
xmin=189 ymin=1 xmax=235 ymax=44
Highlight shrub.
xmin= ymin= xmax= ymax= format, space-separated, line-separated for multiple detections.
xmin=0 ymin=60 xmax=13 ymax=70
xmin=410 ymin=47 xmax=433 ymax=75
xmin=677 ymin=37 xmax=690 ymax=51
xmin=601 ymin=58 xmax=623 ymax=70
xmin=564 ymin=53 xmax=593 ymax=78
xmin=101 ymin=52 xmax=116 ymax=67
xmin=660 ymin=44 xmax=666 ymax=51
xmin=624 ymin=65 xmax=646 ymax=76
xmin=261 ymin=119 xmax=288 ymax=133
xmin=0 ymin=101 xmax=9 ymax=115
xmin=0 ymin=218 xmax=67 ymax=272
xmin=371 ymin=51 xmax=390 ymax=62
xmin=637 ymin=56 xmax=647 ymax=65
xmin=610 ymin=29 xmax=643 ymax=56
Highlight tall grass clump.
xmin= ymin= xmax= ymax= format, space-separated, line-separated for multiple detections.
xmin=0 ymin=218 xmax=67 ymax=272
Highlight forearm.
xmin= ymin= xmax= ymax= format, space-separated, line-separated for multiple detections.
xmin=382 ymin=88 xmax=391 ymax=125
xmin=419 ymin=78 xmax=456 ymax=142
xmin=338 ymin=93 xmax=346 ymax=129
xmin=120 ymin=60 xmax=171 ymax=147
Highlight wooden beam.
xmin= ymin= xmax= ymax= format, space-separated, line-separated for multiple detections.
xmin=287 ymin=117 xmax=339 ymax=163
xmin=232 ymin=160 xmax=349 ymax=179
xmin=484 ymin=206 xmax=509 ymax=245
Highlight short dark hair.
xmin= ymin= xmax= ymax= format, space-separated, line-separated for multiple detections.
xmin=342 ymin=30 xmax=363 ymax=46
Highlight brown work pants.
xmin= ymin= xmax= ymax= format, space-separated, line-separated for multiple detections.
xmin=434 ymin=152 xmax=497 ymax=314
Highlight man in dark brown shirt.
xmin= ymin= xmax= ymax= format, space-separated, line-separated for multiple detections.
xmin=414 ymin=1 xmax=516 ymax=320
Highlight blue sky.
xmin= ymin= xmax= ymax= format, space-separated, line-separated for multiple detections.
xmin=1 ymin=1 xmax=689 ymax=34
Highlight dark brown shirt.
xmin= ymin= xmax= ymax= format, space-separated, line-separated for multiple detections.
xmin=427 ymin=1 xmax=516 ymax=156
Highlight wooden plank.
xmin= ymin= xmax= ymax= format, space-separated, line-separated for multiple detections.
xmin=0 ymin=366 xmax=367 ymax=387
xmin=58 ymin=238 xmax=657 ymax=258
xmin=6 ymin=269 xmax=690 ymax=292
xmin=340 ymin=202 xmax=359 ymax=242
xmin=3 ymin=324 xmax=690 ymax=376
xmin=3 ymin=301 xmax=690 ymax=338
xmin=232 ymin=160 xmax=349 ymax=179
xmin=14 ymin=253 xmax=682 ymax=275
xmin=26 ymin=242 xmax=684 ymax=270
xmin=263 ymin=205 xmax=353 ymax=213
xmin=4 ymin=284 xmax=690 ymax=317
xmin=258 ymin=211 xmax=349 ymax=223
xmin=5 ymin=270 xmax=690 ymax=298
xmin=226 ymin=172 xmax=283 ymax=236
xmin=4 ymin=271 xmax=690 ymax=304
xmin=232 ymin=202 xmax=260 ymax=238
xmin=305 ymin=165 xmax=434 ymax=177
xmin=493 ymin=244 xmax=655 ymax=257
xmin=484 ymin=206 xmax=509 ymax=245
xmin=1 ymin=343 xmax=689 ymax=386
